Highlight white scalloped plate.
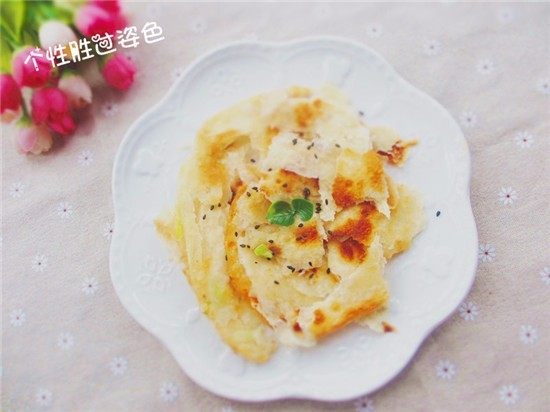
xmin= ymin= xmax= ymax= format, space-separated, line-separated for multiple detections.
xmin=110 ymin=37 xmax=478 ymax=402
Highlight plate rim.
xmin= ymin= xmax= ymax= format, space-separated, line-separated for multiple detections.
xmin=110 ymin=35 xmax=478 ymax=402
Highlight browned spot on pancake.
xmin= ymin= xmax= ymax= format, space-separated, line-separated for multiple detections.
xmin=261 ymin=169 xmax=319 ymax=198
xmin=332 ymin=177 xmax=360 ymax=208
xmin=293 ymin=322 xmax=302 ymax=332
xmin=377 ymin=140 xmax=417 ymax=166
xmin=269 ymin=244 xmax=281 ymax=256
xmin=311 ymin=291 xmax=389 ymax=339
xmin=199 ymin=130 xmax=248 ymax=185
xmin=366 ymin=151 xmax=385 ymax=191
xmin=266 ymin=125 xmax=279 ymax=137
xmin=313 ymin=309 xmax=325 ymax=325
xmin=338 ymin=238 xmax=366 ymax=261
xmin=330 ymin=204 xmax=376 ymax=243
xmin=250 ymin=296 xmax=259 ymax=304
xmin=229 ymin=179 xmax=243 ymax=204
xmin=295 ymin=225 xmax=319 ymax=244
xmin=280 ymin=169 xmax=320 ymax=190
xmin=294 ymin=100 xmax=324 ymax=128
xmin=332 ymin=151 xmax=385 ymax=208
xmin=382 ymin=321 xmax=395 ymax=333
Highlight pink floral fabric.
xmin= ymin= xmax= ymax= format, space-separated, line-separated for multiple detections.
xmin=2 ymin=2 xmax=548 ymax=411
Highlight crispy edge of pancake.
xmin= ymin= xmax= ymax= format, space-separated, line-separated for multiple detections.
xmin=370 ymin=125 xmax=417 ymax=167
xmin=156 ymin=162 xmax=277 ymax=364
xmin=225 ymin=183 xmax=255 ymax=302
xmin=378 ymin=183 xmax=425 ymax=260
xmin=299 ymin=237 xmax=389 ymax=339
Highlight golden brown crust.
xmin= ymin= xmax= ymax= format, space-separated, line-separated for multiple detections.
xmin=225 ymin=185 xmax=255 ymax=301
xmin=332 ymin=150 xmax=387 ymax=210
xmin=294 ymin=99 xmax=324 ymax=128
xmin=377 ymin=140 xmax=417 ymax=166
xmin=310 ymin=289 xmax=389 ymax=339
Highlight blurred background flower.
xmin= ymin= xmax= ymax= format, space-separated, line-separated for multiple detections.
xmin=0 ymin=0 xmax=136 ymax=155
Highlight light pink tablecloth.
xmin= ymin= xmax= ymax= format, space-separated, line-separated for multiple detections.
xmin=2 ymin=2 xmax=549 ymax=411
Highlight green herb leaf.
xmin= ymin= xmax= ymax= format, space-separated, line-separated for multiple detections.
xmin=266 ymin=200 xmax=295 ymax=226
xmin=291 ymin=198 xmax=314 ymax=222
xmin=253 ymin=243 xmax=273 ymax=259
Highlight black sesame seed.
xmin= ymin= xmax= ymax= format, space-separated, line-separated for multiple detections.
xmin=303 ymin=187 xmax=311 ymax=199
xmin=309 ymin=273 xmax=314 ymax=279
xmin=314 ymin=154 xmax=318 ymax=159
xmin=225 ymin=255 xmax=228 ymax=261
xmin=202 ymin=214 xmax=206 ymax=220
xmin=298 ymin=223 xmax=304 ymax=227
xmin=235 ymin=232 xmax=238 ymax=237
xmin=254 ymin=261 xmax=258 ymax=264
xmin=210 ymin=205 xmax=215 ymax=210
xmin=287 ymin=265 xmax=295 ymax=272
xmin=274 ymin=280 xmax=280 ymax=285
xmin=268 ymin=240 xmax=274 ymax=243
xmin=250 ymin=159 xmax=256 ymax=163
xmin=436 ymin=210 xmax=441 ymax=217
xmin=239 ymin=244 xmax=246 ymax=248
xmin=307 ymin=143 xmax=314 ymax=150
xmin=325 ymin=199 xmax=328 ymax=206
xmin=326 ymin=268 xmax=331 ymax=274
xmin=292 ymin=138 xmax=297 ymax=145
xmin=282 ymin=183 xmax=288 ymax=188
xmin=359 ymin=110 xmax=364 ymax=116
xmin=268 ymin=168 xmax=273 ymax=172
xmin=255 ymin=224 xmax=260 ymax=229
xmin=252 ymin=186 xmax=258 ymax=191
xmin=335 ymin=143 xmax=341 ymax=148
xmin=246 ymin=245 xmax=250 ymax=249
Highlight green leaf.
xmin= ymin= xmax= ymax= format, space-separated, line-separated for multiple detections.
xmin=0 ymin=35 xmax=12 ymax=73
xmin=253 ymin=243 xmax=273 ymax=259
xmin=266 ymin=200 xmax=295 ymax=226
xmin=291 ymin=198 xmax=314 ymax=222
xmin=0 ymin=0 xmax=25 ymax=43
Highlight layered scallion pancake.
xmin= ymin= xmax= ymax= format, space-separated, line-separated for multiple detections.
xmin=156 ymin=85 xmax=424 ymax=362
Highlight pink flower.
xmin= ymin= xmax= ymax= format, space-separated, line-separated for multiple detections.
xmin=15 ymin=124 xmax=54 ymax=154
xmin=1 ymin=74 xmax=22 ymax=122
xmin=58 ymin=74 xmax=92 ymax=109
xmin=75 ymin=3 xmax=126 ymax=37
xmin=91 ymin=0 xmax=120 ymax=14
xmin=12 ymin=47 xmax=52 ymax=88
xmin=102 ymin=53 xmax=136 ymax=91
xmin=31 ymin=87 xmax=76 ymax=136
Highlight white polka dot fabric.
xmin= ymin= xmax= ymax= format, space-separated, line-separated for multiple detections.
xmin=2 ymin=2 xmax=548 ymax=411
